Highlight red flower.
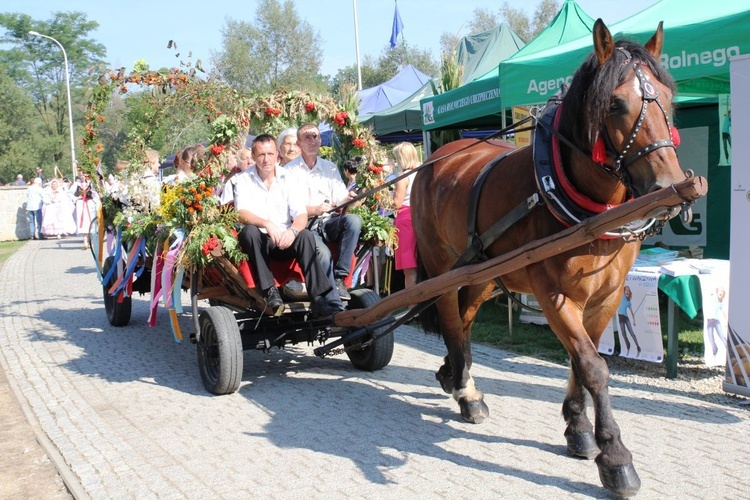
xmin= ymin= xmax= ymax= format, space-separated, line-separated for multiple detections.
xmin=266 ymin=107 xmax=282 ymax=116
xmin=352 ymin=138 xmax=366 ymax=149
xmin=210 ymin=144 xmax=225 ymax=156
xmin=305 ymin=102 xmax=315 ymax=112
xmin=333 ymin=111 xmax=349 ymax=126
xmin=367 ymin=164 xmax=383 ymax=174
xmin=201 ymin=235 xmax=220 ymax=256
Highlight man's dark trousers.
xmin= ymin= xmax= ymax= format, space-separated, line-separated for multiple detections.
xmin=238 ymin=225 xmax=333 ymax=300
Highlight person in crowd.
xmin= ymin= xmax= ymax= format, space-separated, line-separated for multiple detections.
xmin=12 ymin=174 xmax=26 ymax=186
xmin=617 ymin=285 xmax=641 ymax=357
xmin=234 ymin=134 xmax=344 ymax=318
xmin=42 ymin=179 xmax=76 ymax=238
xmin=285 ymin=123 xmax=361 ymax=301
xmin=342 ymin=157 xmax=360 ymax=192
xmin=142 ymin=148 xmax=161 ymax=186
xmin=36 ymin=167 xmax=45 ymax=184
xmin=220 ymin=148 xmax=254 ymax=206
xmin=71 ymin=172 xmax=99 ymax=249
xmin=392 ymin=142 xmax=420 ymax=288
xmin=175 ymin=144 xmax=204 ymax=182
xmin=26 ymin=177 xmax=46 ymax=240
xmin=277 ymin=127 xmax=300 ymax=166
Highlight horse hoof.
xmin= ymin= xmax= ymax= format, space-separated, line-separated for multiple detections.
xmin=458 ymin=397 xmax=489 ymax=424
xmin=434 ymin=371 xmax=453 ymax=394
xmin=597 ymin=462 xmax=641 ymax=497
xmin=565 ymin=431 xmax=599 ymax=459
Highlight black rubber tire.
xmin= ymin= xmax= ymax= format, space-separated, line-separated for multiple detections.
xmin=345 ymin=288 xmax=394 ymax=371
xmin=102 ymin=256 xmax=132 ymax=327
xmin=197 ymin=306 xmax=243 ymax=395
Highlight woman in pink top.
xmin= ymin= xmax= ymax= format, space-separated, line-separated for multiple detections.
xmin=392 ymin=142 xmax=420 ymax=288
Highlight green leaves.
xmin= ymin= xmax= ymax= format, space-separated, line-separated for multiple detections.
xmin=208 ymin=115 xmax=239 ymax=146
xmin=349 ymin=205 xmax=397 ymax=250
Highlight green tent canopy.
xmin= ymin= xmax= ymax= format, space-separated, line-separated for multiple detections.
xmin=419 ymin=24 xmax=525 ymax=131
xmin=507 ymin=0 xmax=595 ymax=60
xmin=420 ymin=0 xmax=595 ymax=131
xmin=499 ymin=0 xmax=750 ymax=108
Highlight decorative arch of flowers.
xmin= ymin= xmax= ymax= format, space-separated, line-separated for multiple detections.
xmin=85 ymin=69 xmax=396 ymax=282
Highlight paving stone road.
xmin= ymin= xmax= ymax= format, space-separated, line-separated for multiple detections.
xmin=2 ymin=238 xmax=750 ymax=499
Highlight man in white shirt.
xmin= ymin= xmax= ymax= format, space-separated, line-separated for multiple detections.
xmin=25 ymin=177 xmax=46 ymax=239
xmin=285 ymin=123 xmax=362 ymax=301
xmin=235 ymin=134 xmax=344 ymax=318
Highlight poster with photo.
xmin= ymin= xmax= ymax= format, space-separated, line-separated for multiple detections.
xmin=597 ymin=318 xmax=617 ymax=356
xmin=614 ymin=272 xmax=663 ymax=362
xmin=719 ymin=93 xmax=732 ymax=167
xmin=699 ymin=271 xmax=730 ymax=367
xmin=518 ymin=294 xmax=616 ymax=356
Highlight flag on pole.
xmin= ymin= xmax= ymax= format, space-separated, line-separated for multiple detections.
xmin=389 ymin=1 xmax=404 ymax=49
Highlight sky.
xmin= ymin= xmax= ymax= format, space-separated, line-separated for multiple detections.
xmin=3 ymin=0 xmax=660 ymax=78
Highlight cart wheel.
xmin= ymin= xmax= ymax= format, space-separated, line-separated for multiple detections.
xmin=197 ymin=306 xmax=243 ymax=395
xmin=102 ymin=256 xmax=132 ymax=327
xmin=345 ymin=289 xmax=394 ymax=371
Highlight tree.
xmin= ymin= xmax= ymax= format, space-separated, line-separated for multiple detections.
xmin=211 ymin=0 xmax=326 ymax=95
xmin=469 ymin=8 xmax=501 ymax=34
xmin=0 ymin=12 xmax=107 ymax=169
xmin=500 ymin=1 xmax=560 ymax=42
xmin=0 ymin=66 xmax=44 ymax=184
xmin=439 ymin=1 xmax=561 ymax=54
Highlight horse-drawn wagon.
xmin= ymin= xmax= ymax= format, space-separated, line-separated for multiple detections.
xmin=92 ymin=18 xmax=711 ymax=497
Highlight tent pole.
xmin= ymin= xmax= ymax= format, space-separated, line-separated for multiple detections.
xmin=501 ymin=107 xmax=507 ymax=139
xmin=422 ymin=130 xmax=432 ymax=158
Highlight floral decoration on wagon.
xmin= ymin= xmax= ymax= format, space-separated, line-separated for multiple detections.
xmin=247 ymin=86 xmax=396 ymax=248
xmin=159 ymin=157 xmax=245 ymax=268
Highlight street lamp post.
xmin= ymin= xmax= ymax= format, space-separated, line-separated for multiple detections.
xmin=28 ymin=31 xmax=77 ymax=182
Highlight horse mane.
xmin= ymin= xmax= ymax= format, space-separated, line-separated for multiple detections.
xmin=560 ymin=37 xmax=677 ymax=151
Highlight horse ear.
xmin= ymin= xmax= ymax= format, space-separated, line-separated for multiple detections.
xmin=644 ymin=21 xmax=665 ymax=58
xmin=593 ymin=19 xmax=614 ymax=66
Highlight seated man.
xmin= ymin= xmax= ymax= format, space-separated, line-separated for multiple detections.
xmin=234 ymin=134 xmax=344 ymax=318
xmin=285 ymin=123 xmax=362 ymax=301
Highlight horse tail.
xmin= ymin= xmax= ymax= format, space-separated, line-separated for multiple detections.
xmin=416 ymin=252 xmax=441 ymax=334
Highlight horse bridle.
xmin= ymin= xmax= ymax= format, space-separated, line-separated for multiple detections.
xmin=597 ymin=48 xmax=678 ymax=183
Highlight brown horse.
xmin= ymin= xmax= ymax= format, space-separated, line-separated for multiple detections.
xmin=412 ymin=20 xmax=685 ymax=497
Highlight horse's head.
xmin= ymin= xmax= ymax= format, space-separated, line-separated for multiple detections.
xmin=562 ymin=19 xmax=685 ymax=199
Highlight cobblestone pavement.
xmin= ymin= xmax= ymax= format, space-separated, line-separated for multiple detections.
xmin=2 ymin=239 xmax=750 ymax=499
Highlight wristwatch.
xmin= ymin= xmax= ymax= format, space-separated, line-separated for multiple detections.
xmin=290 ymin=227 xmax=299 ymax=237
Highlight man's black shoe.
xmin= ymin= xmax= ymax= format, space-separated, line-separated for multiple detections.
xmin=263 ymin=286 xmax=284 ymax=317
xmin=335 ymin=278 xmax=351 ymax=301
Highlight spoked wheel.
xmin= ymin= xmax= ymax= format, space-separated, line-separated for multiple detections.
xmin=102 ymin=256 xmax=132 ymax=327
xmin=344 ymin=288 xmax=394 ymax=371
xmin=197 ymin=306 xmax=243 ymax=395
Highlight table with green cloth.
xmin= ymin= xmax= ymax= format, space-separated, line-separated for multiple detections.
xmin=658 ymin=274 xmax=703 ymax=378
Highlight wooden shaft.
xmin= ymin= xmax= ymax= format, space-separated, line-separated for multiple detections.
xmin=333 ymin=176 xmax=708 ymax=327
